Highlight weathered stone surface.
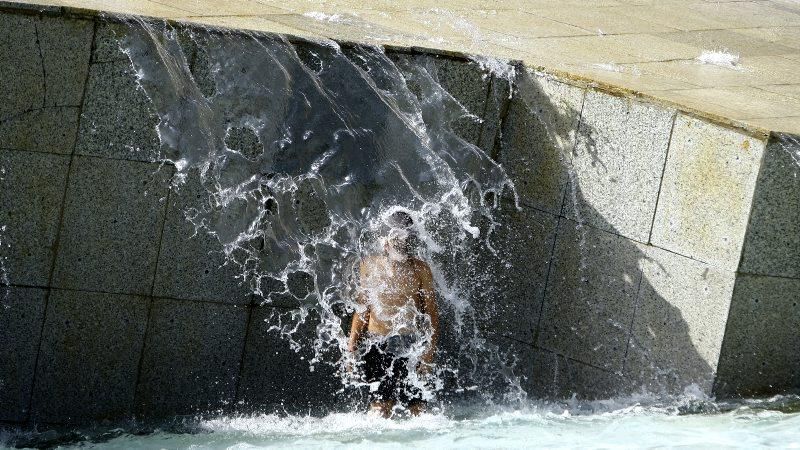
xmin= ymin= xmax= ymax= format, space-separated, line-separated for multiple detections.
xmin=92 ymin=21 xmax=130 ymax=64
xmin=37 ymin=15 xmax=94 ymax=107
xmin=625 ymin=245 xmax=735 ymax=394
xmin=568 ymin=91 xmax=674 ymax=242
xmin=651 ymin=114 xmax=766 ymax=271
xmin=153 ymin=171 xmax=251 ymax=304
xmin=530 ymin=348 xmax=631 ymax=400
xmin=30 ymin=289 xmax=148 ymax=423
xmin=0 ymin=149 xmax=69 ymax=287
xmin=714 ymin=274 xmax=800 ymax=397
xmin=75 ymin=60 xmax=161 ymax=162
xmin=498 ymin=70 xmax=584 ymax=215
xmin=432 ymin=56 xmax=492 ymax=149
xmin=135 ymin=298 xmax=248 ymax=417
xmin=237 ymin=306 xmax=339 ymax=414
xmin=0 ymin=107 xmax=81 ymax=155
xmin=739 ymin=133 xmax=800 ymax=279
xmin=0 ymin=287 xmax=46 ymax=422
xmin=474 ymin=203 xmax=559 ymax=344
xmin=0 ymin=13 xmax=93 ymax=113
xmin=51 ymin=156 xmax=171 ymax=295
xmin=0 ymin=13 xmax=93 ymax=154
xmin=537 ymin=220 xmax=642 ymax=372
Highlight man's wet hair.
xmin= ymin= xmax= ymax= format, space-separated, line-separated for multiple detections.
xmin=387 ymin=210 xmax=414 ymax=229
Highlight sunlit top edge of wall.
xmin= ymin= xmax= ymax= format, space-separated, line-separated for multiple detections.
xmin=1 ymin=0 xmax=795 ymax=142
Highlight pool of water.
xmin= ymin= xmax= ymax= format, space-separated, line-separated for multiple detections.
xmin=4 ymin=395 xmax=800 ymax=449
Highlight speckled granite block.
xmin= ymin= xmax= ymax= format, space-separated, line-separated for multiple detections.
xmin=135 ymin=298 xmax=248 ymax=417
xmin=739 ymin=133 xmax=800 ymax=279
xmin=75 ymin=60 xmax=161 ymax=162
xmin=568 ymin=90 xmax=674 ymax=242
xmin=153 ymin=170 xmax=251 ymax=304
xmin=474 ymin=203 xmax=558 ymax=344
xmin=30 ymin=289 xmax=148 ymax=423
xmin=499 ymin=70 xmax=584 ymax=215
xmin=0 ymin=107 xmax=81 ymax=155
xmin=529 ymin=348 xmax=631 ymax=400
xmin=625 ymin=245 xmax=735 ymax=395
xmin=0 ymin=287 xmax=46 ymax=422
xmin=0 ymin=149 xmax=69 ymax=287
xmin=237 ymin=306 xmax=339 ymax=414
xmin=714 ymin=274 xmax=800 ymax=397
xmin=537 ymin=220 xmax=642 ymax=372
xmin=51 ymin=156 xmax=171 ymax=295
xmin=651 ymin=114 xmax=766 ymax=271
xmin=0 ymin=13 xmax=93 ymax=154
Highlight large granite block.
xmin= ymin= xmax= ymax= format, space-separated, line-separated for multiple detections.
xmin=529 ymin=348 xmax=631 ymax=400
xmin=568 ymin=91 xmax=674 ymax=242
xmin=0 ymin=13 xmax=93 ymax=111
xmin=0 ymin=107 xmax=81 ymax=155
xmin=537 ymin=220 xmax=642 ymax=372
xmin=0 ymin=149 xmax=69 ymax=287
xmin=237 ymin=306 xmax=339 ymax=414
xmin=75 ymin=60 xmax=161 ymax=162
xmin=625 ymin=245 xmax=736 ymax=394
xmin=30 ymin=289 xmax=148 ymax=423
xmin=51 ymin=156 xmax=171 ymax=295
xmin=431 ymin=56 xmax=492 ymax=150
xmin=135 ymin=298 xmax=249 ymax=417
xmin=0 ymin=13 xmax=93 ymax=154
xmin=714 ymin=274 xmax=800 ymax=397
xmin=473 ymin=203 xmax=559 ymax=344
xmin=153 ymin=171 xmax=251 ymax=304
xmin=739 ymin=133 xmax=800 ymax=279
xmin=651 ymin=114 xmax=766 ymax=271
xmin=0 ymin=287 xmax=46 ymax=422
xmin=498 ymin=70 xmax=584 ymax=215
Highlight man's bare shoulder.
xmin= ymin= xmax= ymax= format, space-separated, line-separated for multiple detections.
xmin=410 ymin=257 xmax=433 ymax=275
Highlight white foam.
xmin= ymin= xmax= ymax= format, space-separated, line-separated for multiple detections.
xmin=696 ymin=50 xmax=741 ymax=69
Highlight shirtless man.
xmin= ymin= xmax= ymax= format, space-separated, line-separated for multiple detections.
xmin=347 ymin=211 xmax=440 ymax=418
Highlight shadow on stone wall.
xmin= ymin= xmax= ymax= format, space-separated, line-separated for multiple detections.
xmin=476 ymin=68 xmax=726 ymax=399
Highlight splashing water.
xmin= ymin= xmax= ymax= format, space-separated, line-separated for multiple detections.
xmin=115 ymin=16 xmax=526 ymax=410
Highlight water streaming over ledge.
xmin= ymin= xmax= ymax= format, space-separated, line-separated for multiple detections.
xmin=117 ymin=16 xmax=526 ymax=409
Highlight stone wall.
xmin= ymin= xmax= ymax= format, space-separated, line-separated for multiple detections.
xmin=1 ymin=5 xmax=798 ymax=426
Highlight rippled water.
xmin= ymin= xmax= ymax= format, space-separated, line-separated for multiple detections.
xmin=4 ymin=395 xmax=800 ymax=449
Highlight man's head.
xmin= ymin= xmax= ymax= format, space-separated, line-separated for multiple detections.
xmin=384 ymin=210 xmax=415 ymax=260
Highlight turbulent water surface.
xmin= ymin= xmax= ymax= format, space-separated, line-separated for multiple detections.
xmin=3 ymin=395 xmax=800 ymax=449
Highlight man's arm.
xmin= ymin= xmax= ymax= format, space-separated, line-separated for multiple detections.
xmin=417 ymin=261 xmax=439 ymax=370
xmin=347 ymin=260 xmax=370 ymax=353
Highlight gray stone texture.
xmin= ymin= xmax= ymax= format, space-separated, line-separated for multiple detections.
xmin=568 ymin=91 xmax=674 ymax=242
xmin=474 ymin=202 xmax=559 ymax=344
xmin=0 ymin=107 xmax=81 ymax=155
xmin=0 ymin=287 xmax=46 ymax=422
xmin=625 ymin=245 xmax=736 ymax=394
xmin=51 ymin=156 xmax=171 ymax=295
xmin=431 ymin=56 xmax=492 ymax=150
xmin=0 ymin=13 xmax=93 ymax=154
xmin=0 ymin=149 xmax=69 ymax=286
xmin=537 ymin=220 xmax=642 ymax=372
xmin=714 ymin=274 xmax=800 ymax=397
xmin=75 ymin=60 xmax=161 ymax=162
xmin=498 ymin=70 xmax=584 ymax=215
xmin=739 ymin=133 xmax=800 ymax=279
xmin=31 ymin=289 xmax=148 ymax=423
xmin=135 ymin=298 xmax=249 ymax=417
xmin=237 ymin=306 xmax=339 ymax=413
xmin=652 ymin=114 xmax=766 ymax=271
xmin=530 ymin=348 xmax=632 ymax=400
xmin=153 ymin=170 xmax=251 ymax=304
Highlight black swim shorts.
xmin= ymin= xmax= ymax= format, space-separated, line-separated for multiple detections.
xmin=362 ymin=341 xmax=425 ymax=405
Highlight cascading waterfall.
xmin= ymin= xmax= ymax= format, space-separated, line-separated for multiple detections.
xmin=117 ymin=16 xmax=527 ymax=410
